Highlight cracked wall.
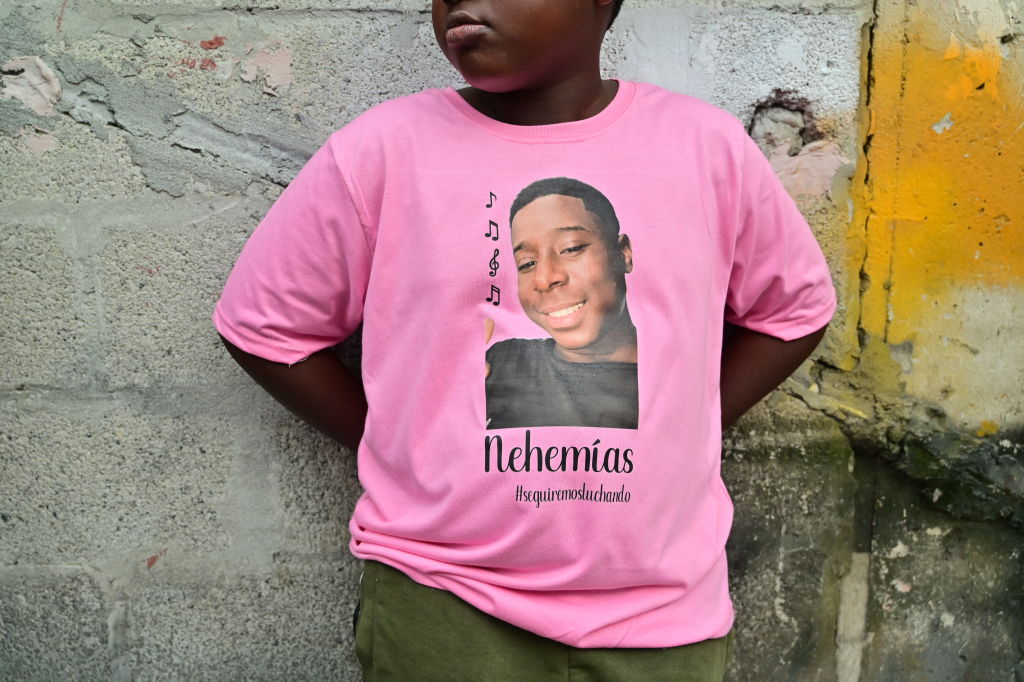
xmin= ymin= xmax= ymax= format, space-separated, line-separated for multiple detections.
xmin=840 ymin=0 xmax=1024 ymax=525
xmin=1 ymin=0 xmax=1021 ymax=680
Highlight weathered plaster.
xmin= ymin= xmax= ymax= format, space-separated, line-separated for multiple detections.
xmin=238 ymin=43 xmax=294 ymax=95
xmin=16 ymin=126 xmax=59 ymax=154
xmin=1 ymin=56 xmax=62 ymax=115
xmin=840 ymin=0 xmax=1024 ymax=524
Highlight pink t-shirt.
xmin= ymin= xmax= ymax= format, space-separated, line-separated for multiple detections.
xmin=213 ymin=81 xmax=836 ymax=648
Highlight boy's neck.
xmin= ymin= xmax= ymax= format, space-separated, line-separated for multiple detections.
xmin=458 ymin=75 xmax=619 ymax=127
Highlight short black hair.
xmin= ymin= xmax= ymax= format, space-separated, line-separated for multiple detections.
xmin=609 ymin=0 xmax=625 ymax=28
xmin=509 ymin=177 xmax=621 ymax=244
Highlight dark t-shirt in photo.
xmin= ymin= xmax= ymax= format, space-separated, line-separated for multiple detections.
xmin=485 ymin=338 xmax=639 ymax=429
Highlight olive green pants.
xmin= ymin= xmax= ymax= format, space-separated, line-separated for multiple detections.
xmin=355 ymin=561 xmax=733 ymax=681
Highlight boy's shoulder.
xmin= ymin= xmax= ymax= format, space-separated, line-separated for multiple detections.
xmin=631 ymin=81 xmax=749 ymax=141
xmin=332 ymin=88 xmax=450 ymax=137
xmin=318 ymin=89 xmax=451 ymax=170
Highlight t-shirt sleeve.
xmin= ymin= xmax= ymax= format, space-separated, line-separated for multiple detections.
xmin=212 ymin=132 xmax=372 ymax=364
xmin=724 ymin=133 xmax=837 ymax=341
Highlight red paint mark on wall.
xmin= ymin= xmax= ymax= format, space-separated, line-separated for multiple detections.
xmin=172 ymin=56 xmax=217 ymax=75
xmin=146 ymin=548 xmax=168 ymax=569
xmin=136 ymin=265 xmax=161 ymax=275
xmin=56 ymin=0 xmax=69 ymax=32
xmin=200 ymin=36 xmax=226 ymax=50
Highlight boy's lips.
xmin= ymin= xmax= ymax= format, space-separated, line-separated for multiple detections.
xmin=536 ymin=301 xmax=587 ymax=329
xmin=445 ymin=13 xmax=488 ymax=45
xmin=446 ymin=23 xmax=488 ymax=45
xmin=545 ymin=302 xmax=585 ymax=318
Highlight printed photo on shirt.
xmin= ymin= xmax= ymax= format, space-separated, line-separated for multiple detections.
xmin=485 ymin=177 xmax=639 ymax=430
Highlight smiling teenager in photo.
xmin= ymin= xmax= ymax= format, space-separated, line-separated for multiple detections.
xmin=486 ymin=177 xmax=639 ymax=429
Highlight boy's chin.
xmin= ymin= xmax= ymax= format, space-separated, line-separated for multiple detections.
xmin=549 ymin=333 xmax=598 ymax=354
xmin=461 ymin=80 xmax=518 ymax=95
xmin=457 ymin=70 xmax=538 ymax=95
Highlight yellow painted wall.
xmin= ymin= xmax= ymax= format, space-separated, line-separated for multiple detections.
xmin=850 ymin=0 xmax=1023 ymax=434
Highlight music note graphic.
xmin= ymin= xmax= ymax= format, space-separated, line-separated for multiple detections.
xmin=486 ymin=192 xmax=496 ymax=208
xmin=486 ymin=284 xmax=501 ymax=306
xmin=485 ymin=220 xmax=499 ymax=241
xmin=489 ymin=249 xmax=500 ymax=277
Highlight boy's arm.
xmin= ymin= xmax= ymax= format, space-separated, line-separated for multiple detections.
xmin=221 ymin=336 xmax=367 ymax=451
xmin=720 ymin=322 xmax=827 ymax=429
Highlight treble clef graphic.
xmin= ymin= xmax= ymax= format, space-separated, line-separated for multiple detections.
xmin=488 ymin=249 xmax=500 ymax=277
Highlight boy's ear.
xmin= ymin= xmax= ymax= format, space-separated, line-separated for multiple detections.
xmin=617 ymin=234 xmax=633 ymax=274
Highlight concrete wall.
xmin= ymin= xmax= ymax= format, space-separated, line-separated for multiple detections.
xmin=1 ymin=0 xmax=1020 ymax=680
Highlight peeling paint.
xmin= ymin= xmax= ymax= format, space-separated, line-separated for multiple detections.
xmin=1 ymin=56 xmax=61 ymax=116
xmin=892 ymin=579 xmax=913 ymax=593
xmin=769 ymin=140 xmax=850 ymax=201
xmin=18 ymin=127 xmax=58 ymax=155
xmin=200 ymin=36 xmax=226 ymax=50
xmin=954 ymin=0 xmax=1018 ymax=43
xmin=856 ymin=3 xmax=1024 ymax=331
xmin=846 ymin=0 xmax=1024 ymax=496
xmin=946 ymin=44 xmax=1003 ymax=100
xmin=747 ymin=93 xmax=849 ymax=201
xmin=944 ymin=34 xmax=962 ymax=59
xmin=240 ymin=44 xmax=293 ymax=95
xmin=930 ymin=111 xmax=954 ymax=133
xmin=851 ymin=1 xmax=1019 ymax=409
xmin=976 ymin=420 xmax=999 ymax=437
xmin=887 ymin=541 xmax=910 ymax=558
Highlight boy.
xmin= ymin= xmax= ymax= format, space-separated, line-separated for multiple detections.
xmin=486 ymin=177 xmax=638 ymax=430
xmin=214 ymin=0 xmax=835 ymax=679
